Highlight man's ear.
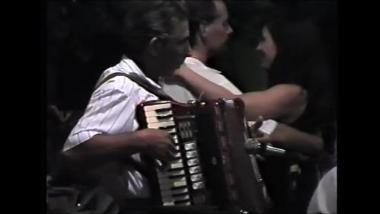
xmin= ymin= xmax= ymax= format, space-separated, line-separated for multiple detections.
xmin=147 ymin=37 xmax=163 ymax=56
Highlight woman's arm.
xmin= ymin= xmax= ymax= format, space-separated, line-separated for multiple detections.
xmin=256 ymin=123 xmax=323 ymax=156
xmin=175 ymin=65 xmax=307 ymax=122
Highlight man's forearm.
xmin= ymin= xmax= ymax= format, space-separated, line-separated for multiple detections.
xmin=62 ymin=131 xmax=147 ymax=171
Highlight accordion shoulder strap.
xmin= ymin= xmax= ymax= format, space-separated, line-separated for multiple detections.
xmin=94 ymin=72 xmax=174 ymax=101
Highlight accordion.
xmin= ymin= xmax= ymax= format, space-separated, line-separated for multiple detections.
xmin=136 ymin=99 xmax=271 ymax=213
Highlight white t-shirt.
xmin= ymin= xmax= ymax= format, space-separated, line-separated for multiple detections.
xmin=160 ymin=57 xmax=242 ymax=103
xmin=64 ymin=57 xmax=160 ymax=198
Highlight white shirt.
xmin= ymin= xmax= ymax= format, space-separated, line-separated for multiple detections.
xmin=160 ymin=56 xmax=278 ymax=135
xmin=307 ymin=166 xmax=337 ymax=214
xmin=160 ymin=57 xmax=242 ymax=103
xmin=63 ymin=57 xmax=160 ymax=198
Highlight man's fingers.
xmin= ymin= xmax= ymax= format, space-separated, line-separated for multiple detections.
xmin=256 ymin=131 xmax=265 ymax=138
xmin=256 ymin=136 xmax=271 ymax=144
xmin=254 ymin=116 xmax=264 ymax=129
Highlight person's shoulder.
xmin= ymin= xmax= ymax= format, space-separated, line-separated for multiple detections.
xmin=93 ymin=71 xmax=137 ymax=98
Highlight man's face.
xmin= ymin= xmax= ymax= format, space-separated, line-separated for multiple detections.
xmin=203 ymin=0 xmax=233 ymax=52
xmin=156 ymin=18 xmax=190 ymax=76
xmin=256 ymin=26 xmax=278 ymax=69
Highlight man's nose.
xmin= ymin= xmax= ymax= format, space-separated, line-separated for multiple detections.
xmin=256 ymin=43 xmax=262 ymax=51
xmin=227 ymin=24 xmax=233 ymax=34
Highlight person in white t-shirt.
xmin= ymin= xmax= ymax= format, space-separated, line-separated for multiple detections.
xmin=161 ymin=0 xmax=322 ymax=156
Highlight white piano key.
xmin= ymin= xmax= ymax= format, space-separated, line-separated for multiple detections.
xmin=171 ymin=159 xmax=183 ymax=164
xmin=170 ymin=169 xmax=186 ymax=177
xmin=173 ymin=194 xmax=190 ymax=202
xmin=143 ymin=103 xmax=172 ymax=111
xmin=157 ymin=169 xmax=185 ymax=178
xmin=145 ymin=110 xmax=173 ymax=118
xmin=162 ymin=200 xmax=175 ymax=206
xmin=175 ymin=201 xmax=191 ymax=206
xmin=161 ymin=188 xmax=189 ymax=198
xmin=169 ymin=162 xmax=184 ymax=170
xmin=173 ymin=178 xmax=188 ymax=188
xmin=171 ymin=187 xmax=189 ymax=195
xmin=147 ymin=121 xmax=176 ymax=129
xmin=158 ymin=177 xmax=187 ymax=189
xmin=146 ymin=116 xmax=174 ymax=123
xmin=158 ymin=177 xmax=186 ymax=185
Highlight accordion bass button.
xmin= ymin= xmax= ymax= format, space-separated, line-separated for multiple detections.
xmin=185 ymin=150 xmax=198 ymax=158
xmin=187 ymin=158 xmax=200 ymax=166
xmin=172 ymin=135 xmax=179 ymax=144
xmin=189 ymin=166 xmax=201 ymax=174
xmin=184 ymin=142 xmax=197 ymax=150
xmin=192 ymin=181 xmax=205 ymax=190
xmin=190 ymin=173 xmax=203 ymax=182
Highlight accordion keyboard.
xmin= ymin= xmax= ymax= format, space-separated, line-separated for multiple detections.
xmin=142 ymin=101 xmax=206 ymax=206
